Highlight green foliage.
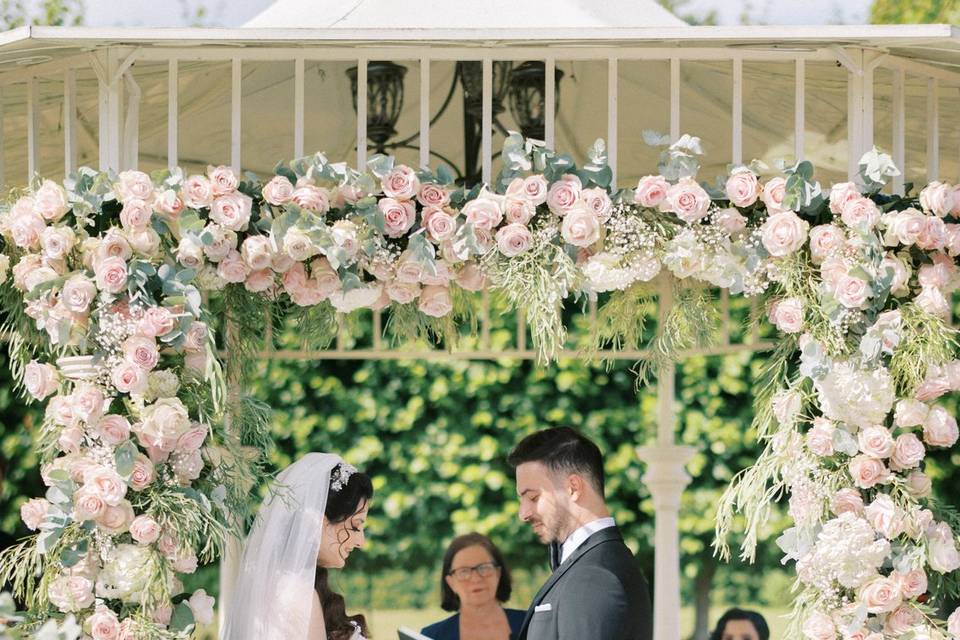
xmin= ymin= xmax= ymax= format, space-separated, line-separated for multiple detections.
xmin=870 ymin=0 xmax=960 ymax=24
xmin=0 ymin=0 xmax=83 ymax=28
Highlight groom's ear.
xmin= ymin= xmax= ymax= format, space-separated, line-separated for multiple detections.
xmin=567 ymin=473 xmax=585 ymax=501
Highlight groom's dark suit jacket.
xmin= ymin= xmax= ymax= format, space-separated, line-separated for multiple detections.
xmin=517 ymin=527 xmax=652 ymax=640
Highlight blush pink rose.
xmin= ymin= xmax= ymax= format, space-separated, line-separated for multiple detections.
xmin=896 ymin=569 xmax=928 ymax=599
xmin=834 ymin=274 xmax=871 ymax=309
xmin=724 ymin=168 xmax=760 ymax=207
xmin=830 ymin=488 xmax=864 ymax=516
xmin=183 ymin=321 xmax=209 ymax=352
xmin=129 ymin=454 xmax=155 ymax=491
xmin=130 ymin=514 xmax=162 ymax=545
xmin=801 ymin=611 xmax=835 ymax=640
xmin=424 ymin=208 xmax=457 ymax=242
xmin=380 ymin=198 xmax=417 ymax=237
xmin=917 ymin=216 xmax=947 ymax=251
xmin=895 ymin=399 xmax=930 ymax=427
xmin=884 ymin=605 xmax=921 ymax=635
xmin=495 ymin=223 xmax=533 ymax=257
xmin=84 ymin=467 xmax=127 ymax=506
xmin=97 ymin=414 xmax=131 ymax=446
xmin=561 ymin=208 xmax=602 ymax=247
xmin=73 ymin=486 xmax=107 ymax=521
xmin=521 ymin=175 xmax=549 ymax=206
xmin=860 ymin=575 xmax=902 ymax=613
xmin=905 ymin=470 xmax=932 ymax=498
xmin=848 ymin=454 xmax=890 ymax=489
xmin=808 ymin=224 xmax=845 ymax=264
xmin=241 ymin=235 xmax=274 ymax=271
xmin=154 ymin=189 xmax=184 ymax=218
xmin=207 ymin=165 xmax=239 ymax=196
xmin=948 ymin=607 xmax=960 ymax=637
xmin=10 ymin=208 xmax=46 ymax=249
xmin=386 ymin=280 xmax=421 ymax=305
xmin=504 ymin=197 xmax=536 ymax=225
xmin=915 ymin=286 xmax=950 ymax=320
xmin=97 ymin=500 xmax=134 ymax=534
xmin=24 ymin=360 xmax=59 ymax=400
xmin=768 ymin=297 xmax=804 ymax=333
xmin=177 ymin=422 xmax=208 ymax=452
xmin=382 ymin=165 xmax=420 ymax=200
xmin=864 ymin=493 xmax=904 ymax=539
xmin=546 ymin=175 xmax=582 ymax=215
xmin=20 ymin=497 xmax=50 ymax=530
xmin=95 ymin=256 xmax=129 ymax=294
xmin=455 ymin=263 xmax=486 ymax=292
xmin=761 ymin=177 xmax=788 ymax=213
xmin=61 ymin=275 xmax=97 ymax=313
xmin=211 ymin=193 xmax=252 ymax=232
xmin=40 ymin=225 xmax=76 ymax=260
xmin=47 ymin=575 xmax=94 ymax=613
xmin=923 ymin=405 xmax=959 ymax=447
xmin=116 ymin=170 xmax=154 ymax=203
xmin=665 ymin=177 xmax=710 ymax=224
xmin=462 ymin=197 xmax=504 ymax=231
xmin=920 ymin=181 xmax=955 ymax=217
xmin=187 ymin=589 xmax=216 ymax=626
xmin=890 ymin=433 xmax=925 ymax=470
xmin=182 ymin=174 xmax=214 ymax=209
xmin=244 ymin=269 xmax=275 ymax=293
xmin=761 ymin=211 xmax=809 ymax=257
xmin=124 ymin=336 xmax=160 ymax=371
xmin=858 ymin=425 xmax=894 ymax=459
xmin=841 ymin=196 xmax=880 ymax=230
xmin=581 ymin=187 xmax=613 ymax=222
xmin=58 ymin=424 xmax=84 ymax=453
xmin=139 ymin=306 xmax=176 ymax=338
xmin=33 ymin=179 xmax=70 ymax=221
xmin=633 ymin=175 xmax=669 ymax=208
xmin=72 ymin=384 xmax=105 ymax=423
xmin=217 ymin=250 xmax=250 ymax=284
xmin=88 ymin=605 xmax=121 ymax=640
xmin=119 ymin=198 xmax=153 ymax=231
xmin=806 ymin=420 xmax=835 ymax=457
xmin=417 ymin=182 xmax=451 ymax=208
xmin=714 ymin=208 xmax=746 ymax=234
xmin=112 ymin=361 xmax=147 ymax=395
xmin=829 ymin=181 xmax=861 ymax=215
xmin=291 ymin=184 xmax=330 ymax=213
xmin=881 ymin=254 xmax=911 ymax=297
xmin=418 ymin=285 xmax=453 ymax=318
xmin=262 ymin=175 xmax=295 ymax=206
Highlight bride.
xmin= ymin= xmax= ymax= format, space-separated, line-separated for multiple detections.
xmin=222 ymin=453 xmax=374 ymax=640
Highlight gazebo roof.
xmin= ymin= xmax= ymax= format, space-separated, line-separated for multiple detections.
xmin=243 ymin=0 xmax=689 ymax=29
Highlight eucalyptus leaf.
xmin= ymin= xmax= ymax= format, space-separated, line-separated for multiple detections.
xmin=115 ymin=441 xmax=138 ymax=477
xmin=169 ymin=602 xmax=196 ymax=633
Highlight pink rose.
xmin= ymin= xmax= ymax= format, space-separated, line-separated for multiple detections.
xmin=905 ymin=470 xmax=932 ymax=498
xmin=262 ymin=175 xmax=295 ymax=205
xmin=917 ymin=216 xmax=947 ymax=251
xmin=424 ymin=208 xmax=457 ymax=242
xmin=946 ymin=224 xmax=960 ymax=257
xmin=97 ymin=500 xmax=134 ymax=534
xmin=33 ymin=179 xmax=70 ymax=221
xmin=149 ymin=603 xmax=174 ymax=626
xmin=829 ymin=181 xmax=861 ymax=215
xmin=761 ymin=177 xmax=788 ymax=213
xmin=884 ymin=605 xmax=921 ymax=635
xmin=177 ymin=422 xmax=208 ymax=452
xmin=806 ymin=419 xmax=835 ymax=457
xmin=187 ymin=589 xmax=216 ymax=626
xmin=808 ymin=224 xmax=845 ymax=264
xmin=60 ymin=275 xmax=96 ymax=314
xmin=834 ymin=274 xmax=871 ymax=309
xmin=725 ymin=168 xmax=760 ymax=207
xmin=116 ymin=170 xmax=154 ymax=204
xmin=58 ymin=424 xmax=84 ymax=453
xmin=393 ymin=254 xmax=423 ymax=284
xmin=915 ymin=286 xmax=950 ymax=320
xmin=20 ymin=497 xmax=50 ymax=530
xmin=768 ymin=297 xmax=803 ymax=333
xmin=200 ymin=224 xmax=236 ymax=262
xmin=183 ymin=321 xmax=209 ymax=352
xmin=581 ymin=187 xmax=612 ymax=222
xmin=112 ymin=361 xmax=147 ymax=395
xmin=462 ymin=197 xmax=504 ymax=231
xmin=848 ymin=454 xmax=890 ymax=489
xmin=761 ymin=211 xmax=809 ymax=257
xmin=291 ymin=184 xmax=330 ymax=213
xmin=830 ymin=488 xmax=864 ymax=516
xmin=379 ymin=198 xmax=417 ymax=237
xmin=129 ymin=454 xmax=155 ymax=491
xmin=245 ymin=269 xmax=275 ymax=293
xmin=561 ymin=208 xmax=602 ymax=247
xmin=154 ymin=189 xmax=184 ymax=218
xmin=10 ymin=208 xmax=46 ymax=249
xmin=311 ymin=257 xmax=341 ymax=298
xmin=171 ymin=449 xmax=204 ymax=483
xmin=119 ymin=198 xmax=153 ymax=231
xmin=217 ymin=250 xmax=250 ymax=284
xmin=176 ymin=236 xmax=205 ymax=269
xmin=40 ymin=225 xmax=76 ymax=260
xmin=271 ymin=253 xmax=295 ymax=274
xmin=841 ymin=196 xmax=880 ymax=229
xmin=140 ymin=398 xmax=191 ymax=452
xmin=88 ymin=604 xmax=121 ymax=640
xmin=72 ymin=384 xmax=105 ymax=423
xmin=381 ymin=165 xmax=419 ymax=200
xmin=124 ymin=336 xmax=160 ymax=371
xmin=666 ymin=177 xmax=710 ymax=224
xmin=546 ymin=175 xmax=583 ymax=215
xmin=860 ymin=575 xmax=902 ymax=613
xmin=928 ymin=521 xmax=960 ymax=573
xmin=919 ymin=255 xmax=956 ymax=290
xmin=207 ymin=164 xmax=239 ymax=196
xmin=890 ymin=433 xmax=925 ymax=470
xmin=923 ymin=405 xmax=958 ymax=447
xmin=881 ymin=254 xmax=911 ymax=297
xmin=949 ymin=607 xmax=960 ymax=637
xmin=48 ymin=575 xmax=94 ymax=612
xmin=386 ymin=280 xmax=420 ymax=305
xmin=139 ymin=307 xmax=176 ymax=338
xmin=420 ymin=260 xmax=453 ymax=287
xmin=417 ymin=182 xmax=450 ymax=208
xmin=714 ymin=208 xmax=746 ymax=234
xmin=97 ymin=414 xmax=131 ymax=446
xmin=896 ymin=569 xmax=928 ymax=599
xmin=172 ymin=550 xmax=199 ymax=574
xmin=864 ymin=493 xmax=904 ymax=539
xmin=84 ymin=467 xmax=126 ymax=506
xmin=182 ymin=174 xmax=214 ymax=209
xmin=130 ymin=514 xmax=162 ymax=545
xmin=633 ymin=175 xmax=669 ymax=208
xmin=895 ymin=399 xmax=930 ymax=427
xmin=95 ymin=256 xmax=128 ymax=294
xmin=455 ymin=263 xmax=486 ymax=292
xmin=496 ymin=223 xmax=533 ymax=257
xmin=24 ymin=360 xmax=59 ymax=400
xmin=920 ymin=181 xmax=955 ymax=217
xmin=210 ymin=192 xmax=252 ymax=232
xmin=820 ymin=258 xmax=846 ymax=288
xmin=73 ymin=486 xmax=107 ymax=521
xmin=521 ymin=175 xmax=549 ymax=205
xmin=858 ymin=425 xmax=894 ymax=459
xmin=801 ymin=611 xmax=835 ymax=640
xmin=504 ymin=197 xmax=536 ymax=225
xmin=418 ymin=285 xmax=453 ymax=318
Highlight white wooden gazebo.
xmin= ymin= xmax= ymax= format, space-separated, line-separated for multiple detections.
xmin=0 ymin=3 xmax=959 ymax=637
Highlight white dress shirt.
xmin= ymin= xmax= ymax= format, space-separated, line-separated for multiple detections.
xmin=559 ymin=517 xmax=616 ymax=565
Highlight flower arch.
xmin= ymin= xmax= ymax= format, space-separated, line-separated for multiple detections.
xmin=1 ymin=131 xmax=960 ymax=639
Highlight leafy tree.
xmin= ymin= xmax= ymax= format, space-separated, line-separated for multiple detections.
xmin=0 ymin=0 xmax=83 ymax=28
xmin=870 ymin=0 xmax=960 ymax=24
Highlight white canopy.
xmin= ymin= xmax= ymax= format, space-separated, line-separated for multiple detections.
xmin=243 ymin=0 xmax=688 ymax=29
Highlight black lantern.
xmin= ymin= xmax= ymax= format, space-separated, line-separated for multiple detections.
xmin=507 ymin=61 xmax=564 ymax=141
xmin=346 ymin=61 xmax=408 ymax=153
xmin=457 ymin=61 xmax=514 ymax=119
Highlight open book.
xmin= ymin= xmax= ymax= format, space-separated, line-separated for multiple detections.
xmin=397 ymin=627 xmax=433 ymax=640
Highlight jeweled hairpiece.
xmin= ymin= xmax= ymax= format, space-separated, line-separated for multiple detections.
xmin=330 ymin=462 xmax=358 ymax=493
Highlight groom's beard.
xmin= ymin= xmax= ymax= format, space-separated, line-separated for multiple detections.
xmin=531 ymin=512 xmax=574 ymax=545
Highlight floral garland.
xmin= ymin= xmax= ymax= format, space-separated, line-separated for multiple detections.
xmin=1 ymin=130 xmax=960 ymax=638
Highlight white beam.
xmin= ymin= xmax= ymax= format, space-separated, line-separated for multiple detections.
xmin=794 ymin=58 xmax=805 ymax=162
xmin=231 ymin=57 xmax=241 ymax=172
xmin=294 ymin=57 xmax=304 ymax=159
xmin=670 ymin=57 xmax=680 ymax=141
xmin=168 ymin=59 xmax=178 ymax=169
xmin=544 ymin=57 xmax=556 ymax=149
xmin=892 ymin=68 xmax=905 ymax=194
xmin=607 ymin=57 xmax=618 ymax=187
xmin=482 ymin=57 xmax=493 ymax=185
xmin=732 ymin=57 xmax=742 ymax=165
xmin=64 ymin=68 xmax=76 ymax=175
xmin=927 ymin=77 xmax=939 ymax=182
xmin=419 ymin=57 xmax=430 ymax=169
xmin=356 ymin=57 xmax=367 ymax=171
xmin=26 ymin=77 xmax=38 ymax=180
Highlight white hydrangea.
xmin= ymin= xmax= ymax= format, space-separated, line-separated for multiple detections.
xmin=582 ymin=252 xmax=639 ymax=292
xmin=662 ymin=229 xmax=707 ymax=279
xmin=797 ymin=512 xmax=890 ymax=590
xmin=95 ymin=544 xmax=154 ymax=603
xmin=815 ymin=360 xmax=895 ymax=428
xmin=145 ymin=369 xmax=181 ymax=402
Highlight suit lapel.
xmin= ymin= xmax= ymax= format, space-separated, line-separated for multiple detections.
xmin=518 ymin=527 xmax=624 ymax=637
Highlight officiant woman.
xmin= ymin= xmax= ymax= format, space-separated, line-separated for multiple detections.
xmin=421 ymin=533 xmax=526 ymax=640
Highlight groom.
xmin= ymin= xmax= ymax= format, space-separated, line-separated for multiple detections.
xmin=509 ymin=427 xmax=652 ymax=640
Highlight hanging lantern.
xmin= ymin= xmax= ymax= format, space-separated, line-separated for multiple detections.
xmin=347 ymin=61 xmax=408 ymax=153
xmin=507 ymin=61 xmax=564 ymax=142
xmin=457 ymin=61 xmax=514 ymax=119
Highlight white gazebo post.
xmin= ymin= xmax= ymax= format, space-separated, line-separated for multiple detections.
xmin=636 ymin=275 xmax=696 ymax=640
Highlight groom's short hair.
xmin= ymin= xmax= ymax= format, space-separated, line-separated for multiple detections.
xmin=508 ymin=427 xmax=605 ymax=496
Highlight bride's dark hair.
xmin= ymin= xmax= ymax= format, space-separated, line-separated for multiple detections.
xmin=315 ymin=463 xmax=374 ymax=640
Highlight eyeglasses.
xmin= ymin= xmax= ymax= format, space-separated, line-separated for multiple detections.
xmin=448 ymin=562 xmax=499 ymax=581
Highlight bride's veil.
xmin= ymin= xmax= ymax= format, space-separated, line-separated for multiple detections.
xmin=221 ymin=452 xmax=343 ymax=640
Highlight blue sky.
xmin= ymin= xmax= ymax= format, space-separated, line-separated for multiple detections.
xmin=86 ymin=0 xmax=873 ymax=27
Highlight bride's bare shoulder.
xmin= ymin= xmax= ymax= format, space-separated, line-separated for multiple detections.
xmin=308 ymin=590 xmax=327 ymax=640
